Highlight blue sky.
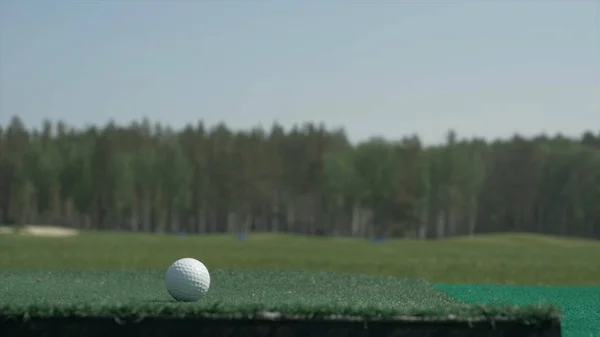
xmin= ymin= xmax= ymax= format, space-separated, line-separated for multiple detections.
xmin=1 ymin=1 xmax=598 ymax=144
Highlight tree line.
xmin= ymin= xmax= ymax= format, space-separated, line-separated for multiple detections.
xmin=1 ymin=116 xmax=599 ymax=239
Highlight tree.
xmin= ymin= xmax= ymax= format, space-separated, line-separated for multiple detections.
xmin=0 ymin=115 xmax=598 ymax=240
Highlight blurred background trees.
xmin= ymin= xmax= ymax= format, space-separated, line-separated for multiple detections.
xmin=1 ymin=115 xmax=599 ymax=239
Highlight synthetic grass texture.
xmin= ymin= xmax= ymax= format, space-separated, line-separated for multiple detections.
xmin=0 ymin=270 xmax=558 ymax=324
xmin=437 ymin=284 xmax=600 ymax=337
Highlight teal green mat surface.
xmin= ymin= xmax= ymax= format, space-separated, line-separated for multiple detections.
xmin=436 ymin=284 xmax=600 ymax=337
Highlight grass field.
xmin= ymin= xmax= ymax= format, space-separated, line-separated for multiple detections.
xmin=1 ymin=231 xmax=599 ymax=337
xmin=1 ymin=231 xmax=599 ymax=285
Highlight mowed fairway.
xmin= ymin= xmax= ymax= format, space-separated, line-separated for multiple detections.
xmin=2 ymin=231 xmax=600 ymax=337
xmin=1 ymin=231 xmax=599 ymax=285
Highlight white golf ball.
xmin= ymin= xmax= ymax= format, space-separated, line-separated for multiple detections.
xmin=165 ymin=258 xmax=210 ymax=302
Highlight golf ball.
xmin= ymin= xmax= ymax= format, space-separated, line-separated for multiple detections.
xmin=165 ymin=258 xmax=210 ymax=302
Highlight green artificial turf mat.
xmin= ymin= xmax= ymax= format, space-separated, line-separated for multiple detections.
xmin=436 ymin=284 xmax=600 ymax=337
xmin=0 ymin=270 xmax=558 ymax=323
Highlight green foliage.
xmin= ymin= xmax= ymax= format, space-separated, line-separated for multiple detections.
xmin=0 ymin=116 xmax=599 ymax=239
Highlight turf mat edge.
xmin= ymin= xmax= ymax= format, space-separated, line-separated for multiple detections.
xmin=0 ymin=303 xmax=561 ymax=323
xmin=0 ymin=316 xmax=562 ymax=337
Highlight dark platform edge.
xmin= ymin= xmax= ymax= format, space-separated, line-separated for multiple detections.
xmin=0 ymin=315 xmax=561 ymax=337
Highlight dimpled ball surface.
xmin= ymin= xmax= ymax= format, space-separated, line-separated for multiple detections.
xmin=165 ymin=258 xmax=210 ymax=302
